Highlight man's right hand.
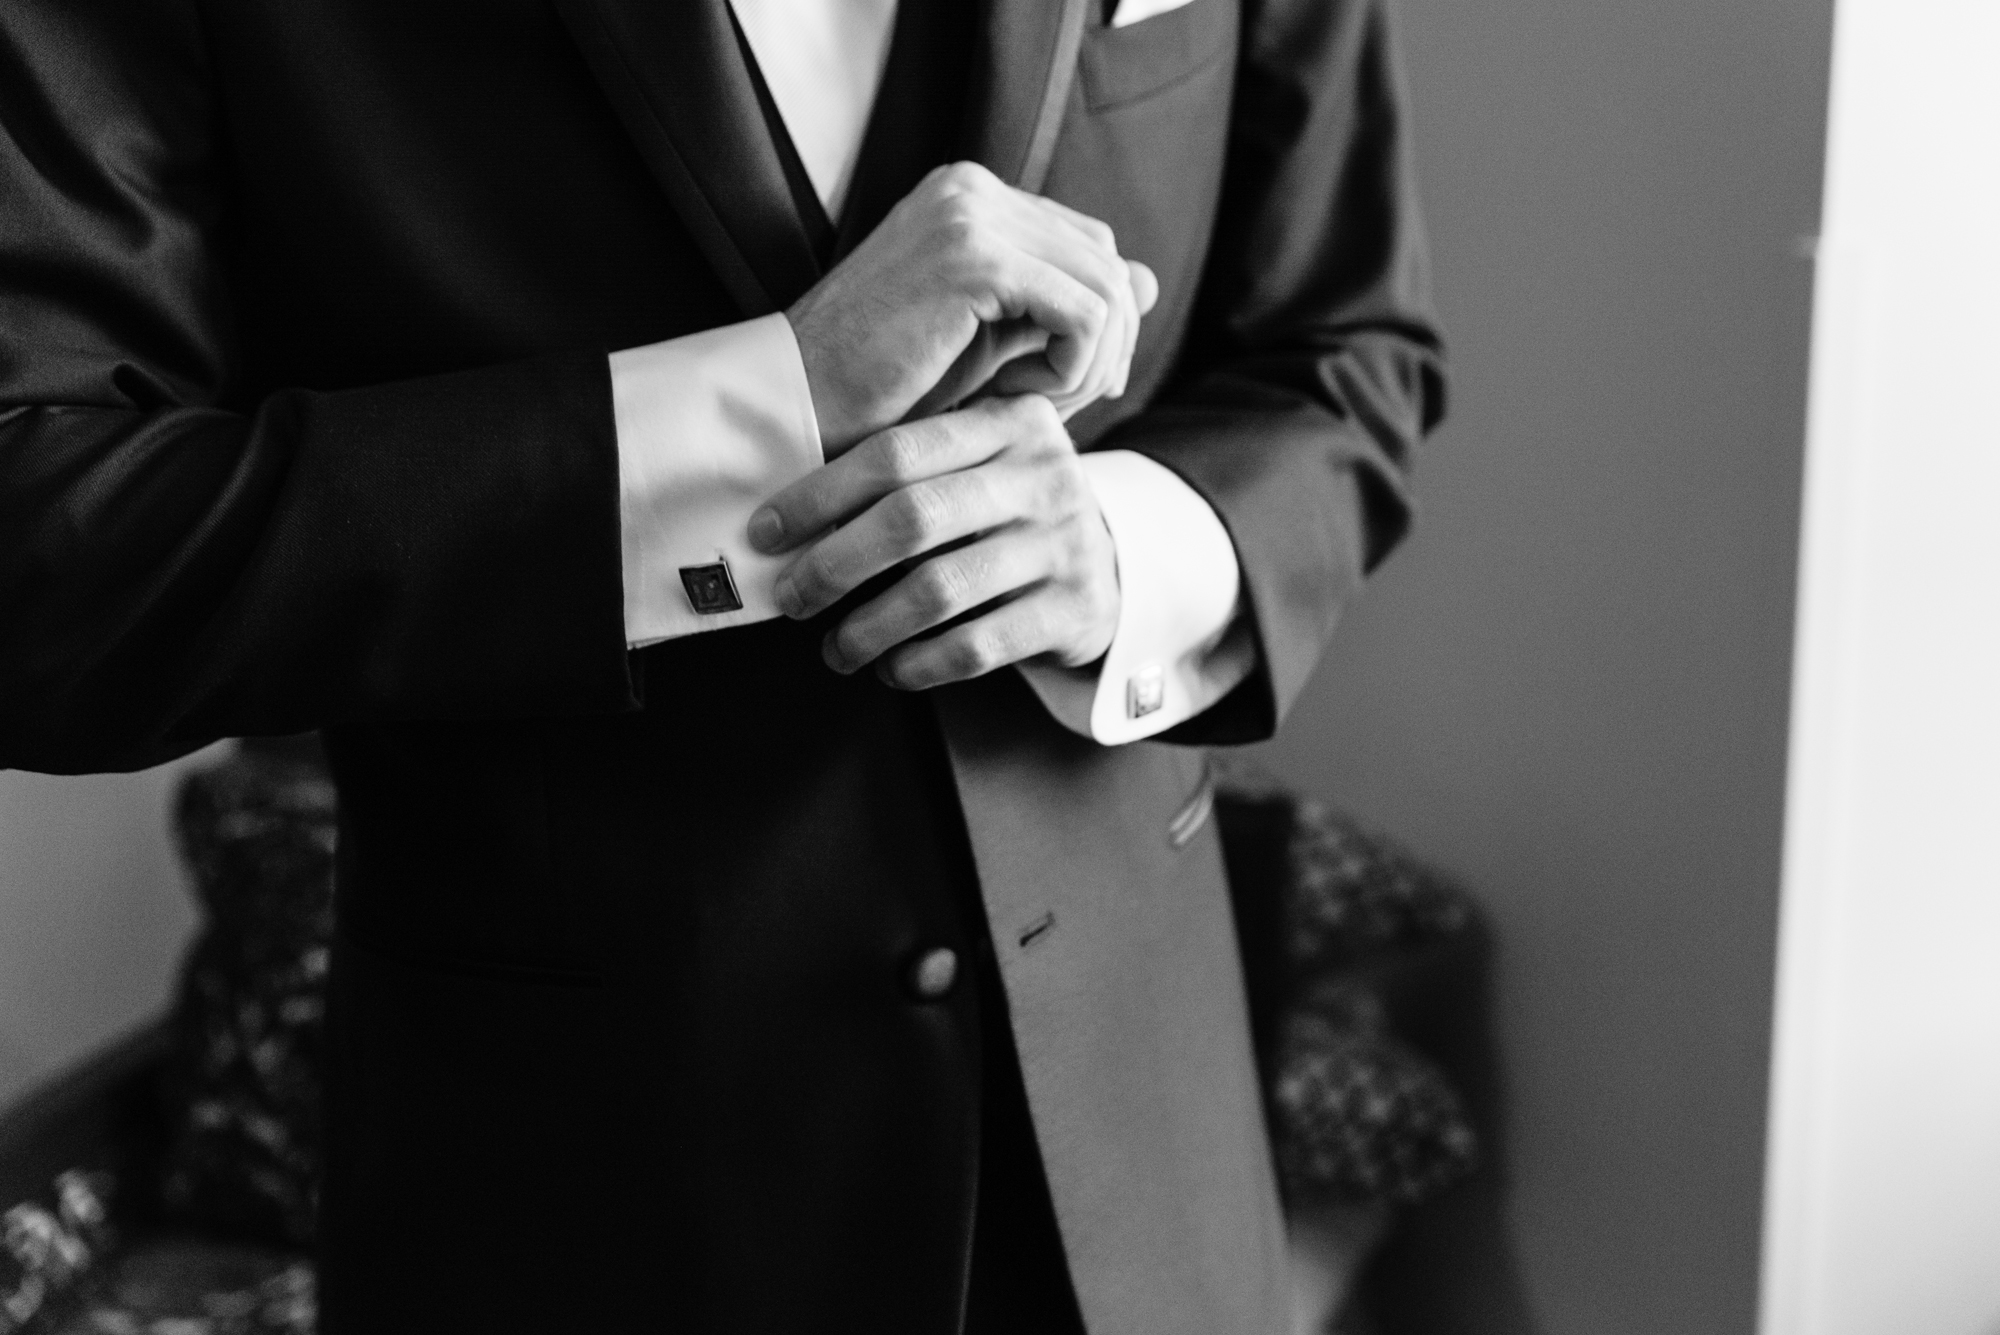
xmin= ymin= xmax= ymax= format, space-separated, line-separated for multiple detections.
xmin=786 ymin=161 xmax=1158 ymax=456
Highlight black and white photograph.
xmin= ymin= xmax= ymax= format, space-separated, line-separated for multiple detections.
xmin=0 ymin=0 xmax=1993 ymax=1331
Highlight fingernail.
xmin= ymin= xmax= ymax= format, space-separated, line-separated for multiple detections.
xmin=748 ymin=508 xmax=783 ymax=552
xmin=821 ymin=633 xmax=852 ymax=674
xmin=774 ymin=577 xmax=802 ymax=618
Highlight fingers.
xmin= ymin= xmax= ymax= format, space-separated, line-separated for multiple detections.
xmin=746 ymin=377 xmax=1119 ymax=686
xmin=958 ymin=180 xmax=1144 ymax=411
xmin=1014 ymin=197 xmax=1137 ymax=403
xmin=874 ymin=591 xmax=1067 ymax=690
xmin=820 ymin=528 xmax=1053 ymax=674
xmin=902 ymin=318 xmax=1051 ymax=420
xmin=1036 ymin=203 xmax=1140 ymax=402
xmin=1030 ymin=194 xmax=1120 ymax=255
xmin=999 ymin=198 xmax=1137 ymax=407
xmin=975 ymin=248 xmax=1108 ymax=402
xmin=773 ymin=464 xmax=1024 ymax=621
xmin=767 ymin=398 xmax=1069 ymax=620
xmin=904 ymin=165 xmax=1153 ymax=417
xmin=781 ymin=160 xmax=1157 ymax=450
xmin=1022 ymin=199 xmax=1157 ymax=402
xmin=750 ymin=398 xmax=1025 ymax=556
xmin=922 ymin=165 xmax=1109 ymax=402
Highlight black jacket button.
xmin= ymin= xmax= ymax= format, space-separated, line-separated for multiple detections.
xmin=908 ymin=947 xmax=959 ymax=1001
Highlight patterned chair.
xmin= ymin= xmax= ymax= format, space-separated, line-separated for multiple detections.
xmin=0 ymin=742 xmax=1486 ymax=1335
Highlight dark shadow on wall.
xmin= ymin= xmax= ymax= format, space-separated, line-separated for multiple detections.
xmin=1357 ymin=917 xmax=1539 ymax=1335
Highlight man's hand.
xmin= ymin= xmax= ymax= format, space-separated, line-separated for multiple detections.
xmin=748 ymin=395 xmax=1120 ymax=688
xmin=787 ymin=161 xmax=1158 ymax=455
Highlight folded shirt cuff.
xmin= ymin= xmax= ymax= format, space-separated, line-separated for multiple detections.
xmin=612 ymin=313 xmax=823 ymax=647
xmin=1017 ymin=450 xmax=1254 ymax=745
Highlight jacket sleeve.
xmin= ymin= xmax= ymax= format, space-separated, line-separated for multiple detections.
xmin=0 ymin=0 xmax=637 ymax=774
xmin=1107 ymin=0 xmax=1447 ymax=745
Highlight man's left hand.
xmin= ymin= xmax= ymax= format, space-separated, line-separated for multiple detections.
xmin=748 ymin=395 xmax=1119 ymax=689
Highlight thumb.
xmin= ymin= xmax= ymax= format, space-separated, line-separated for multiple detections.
xmin=1127 ymin=260 xmax=1160 ymax=317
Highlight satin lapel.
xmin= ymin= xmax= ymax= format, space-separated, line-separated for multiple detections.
xmin=971 ymin=0 xmax=1092 ymax=192
xmin=551 ymin=0 xmax=823 ymax=317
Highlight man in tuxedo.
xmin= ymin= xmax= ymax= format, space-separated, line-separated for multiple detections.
xmin=0 ymin=0 xmax=1442 ymax=1330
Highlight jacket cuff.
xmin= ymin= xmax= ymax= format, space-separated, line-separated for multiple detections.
xmin=612 ymin=313 xmax=823 ymax=646
xmin=1017 ymin=450 xmax=1253 ymax=745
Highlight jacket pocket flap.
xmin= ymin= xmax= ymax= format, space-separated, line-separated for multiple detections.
xmin=1080 ymin=0 xmax=1233 ymax=112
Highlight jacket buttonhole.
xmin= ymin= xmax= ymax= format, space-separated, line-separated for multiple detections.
xmin=1018 ymin=911 xmax=1057 ymax=949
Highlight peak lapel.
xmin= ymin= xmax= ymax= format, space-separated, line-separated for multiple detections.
xmin=551 ymin=0 xmax=823 ymax=317
xmin=972 ymin=0 xmax=1092 ymax=193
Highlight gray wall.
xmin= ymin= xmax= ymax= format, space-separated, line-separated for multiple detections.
xmin=0 ymin=763 xmax=207 ymax=1110
xmin=1249 ymin=1 xmax=1833 ymax=1332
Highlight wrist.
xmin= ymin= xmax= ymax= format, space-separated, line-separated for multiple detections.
xmin=785 ymin=308 xmax=872 ymax=457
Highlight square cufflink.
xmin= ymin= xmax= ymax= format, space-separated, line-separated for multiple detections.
xmin=1126 ymin=663 xmax=1165 ymax=719
xmin=679 ymin=557 xmax=743 ymax=615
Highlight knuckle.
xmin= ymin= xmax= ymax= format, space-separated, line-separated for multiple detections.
xmin=915 ymin=561 xmax=969 ymax=618
xmin=1049 ymin=528 xmax=1094 ymax=586
xmin=940 ymin=204 xmax=982 ymax=247
xmin=954 ymin=632 xmax=998 ymax=677
xmin=875 ymin=427 xmax=926 ymax=485
xmin=1082 ymin=248 xmax=1124 ymax=293
xmin=944 ymin=227 xmax=999 ymax=283
xmin=1079 ymin=287 xmax=1109 ymax=329
xmin=890 ymin=483 xmax=950 ymax=546
xmin=938 ymin=160 xmax=989 ymax=194
xmin=961 ymin=466 xmax=1000 ymax=516
xmin=1089 ymin=219 xmax=1118 ymax=252
xmin=1045 ymin=521 xmax=1083 ymax=571
xmin=924 ymin=166 xmax=962 ymax=206
xmin=1046 ymin=505 xmax=1105 ymax=576
xmin=1041 ymin=465 xmax=1085 ymax=517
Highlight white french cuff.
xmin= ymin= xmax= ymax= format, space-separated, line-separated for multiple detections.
xmin=1017 ymin=450 xmax=1255 ymax=745
xmin=1111 ymin=0 xmax=1202 ymax=26
xmin=612 ymin=313 xmax=824 ymax=647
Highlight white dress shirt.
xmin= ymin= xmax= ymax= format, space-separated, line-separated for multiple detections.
xmin=610 ymin=0 xmax=1250 ymax=744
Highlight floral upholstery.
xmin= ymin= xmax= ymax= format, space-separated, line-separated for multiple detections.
xmin=2 ymin=743 xmax=1483 ymax=1334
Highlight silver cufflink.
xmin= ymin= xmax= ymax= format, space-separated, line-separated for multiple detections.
xmin=679 ymin=556 xmax=743 ymax=615
xmin=1126 ymin=663 xmax=1165 ymax=719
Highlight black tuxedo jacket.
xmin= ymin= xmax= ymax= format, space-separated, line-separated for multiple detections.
xmin=0 ymin=1 xmax=1443 ymax=1331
